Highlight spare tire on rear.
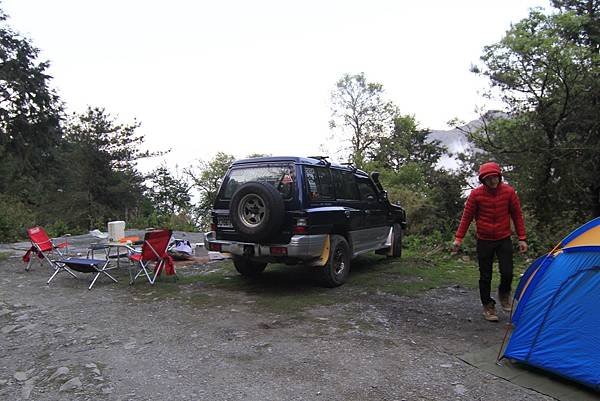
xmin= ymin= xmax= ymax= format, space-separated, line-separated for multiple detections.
xmin=229 ymin=181 xmax=285 ymax=242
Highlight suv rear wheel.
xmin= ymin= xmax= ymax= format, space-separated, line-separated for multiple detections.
xmin=318 ymin=235 xmax=350 ymax=287
xmin=229 ymin=181 xmax=285 ymax=242
xmin=233 ymin=257 xmax=267 ymax=277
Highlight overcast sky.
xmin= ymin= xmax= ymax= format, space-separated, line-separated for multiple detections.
xmin=3 ymin=0 xmax=548 ymax=170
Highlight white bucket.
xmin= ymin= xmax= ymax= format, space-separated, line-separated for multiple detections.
xmin=107 ymin=221 xmax=125 ymax=242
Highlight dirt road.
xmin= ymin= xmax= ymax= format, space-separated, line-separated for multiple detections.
xmin=0 ymin=235 xmax=551 ymax=401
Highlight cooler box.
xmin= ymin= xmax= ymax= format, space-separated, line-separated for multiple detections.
xmin=107 ymin=221 xmax=125 ymax=242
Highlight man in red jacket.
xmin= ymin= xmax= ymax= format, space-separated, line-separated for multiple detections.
xmin=453 ymin=162 xmax=527 ymax=322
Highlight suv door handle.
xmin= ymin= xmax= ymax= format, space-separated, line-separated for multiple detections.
xmin=364 ymin=210 xmax=372 ymax=215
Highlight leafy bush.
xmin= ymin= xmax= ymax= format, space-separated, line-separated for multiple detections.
xmin=128 ymin=211 xmax=197 ymax=232
xmin=0 ymin=195 xmax=34 ymax=242
xmin=404 ymin=230 xmax=452 ymax=254
xmin=45 ymin=219 xmax=72 ymax=238
xmin=523 ymin=210 xmax=588 ymax=255
xmin=161 ymin=214 xmax=198 ymax=232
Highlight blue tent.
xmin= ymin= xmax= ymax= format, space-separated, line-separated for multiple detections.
xmin=504 ymin=217 xmax=600 ymax=390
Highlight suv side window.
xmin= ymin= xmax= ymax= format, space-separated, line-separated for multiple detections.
xmin=332 ymin=169 xmax=360 ymax=201
xmin=356 ymin=177 xmax=378 ymax=202
xmin=304 ymin=166 xmax=334 ymax=201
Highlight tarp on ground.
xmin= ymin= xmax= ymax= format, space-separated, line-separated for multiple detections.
xmin=460 ymin=345 xmax=600 ymax=401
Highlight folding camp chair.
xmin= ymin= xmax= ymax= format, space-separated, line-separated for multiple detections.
xmin=23 ymin=226 xmax=70 ymax=271
xmin=48 ymin=257 xmax=117 ymax=290
xmin=128 ymin=229 xmax=175 ymax=285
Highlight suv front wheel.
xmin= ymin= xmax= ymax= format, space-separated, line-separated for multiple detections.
xmin=233 ymin=257 xmax=267 ymax=277
xmin=318 ymin=235 xmax=350 ymax=287
xmin=389 ymin=223 xmax=403 ymax=258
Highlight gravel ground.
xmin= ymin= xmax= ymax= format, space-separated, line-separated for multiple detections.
xmin=0 ymin=233 xmax=553 ymax=401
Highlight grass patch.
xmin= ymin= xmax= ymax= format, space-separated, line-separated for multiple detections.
xmin=347 ymin=249 xmax=531 ymax=297
xmin=143 ymin=280 xmax=182 ymax=296
xmin=116 ymin=260 xmax=338 ymax=315
xmin=187 ymin=292 xmax=217 ymax=307
xmin=173 ymin=261 xmax=340 ymax=314
xmin=213 ymin=262 xmax=339 ymax=314
xmin=0 ymin=252 xmax=9 ymax=261
xmin=125 ymin=249 xmax=533 ymax=313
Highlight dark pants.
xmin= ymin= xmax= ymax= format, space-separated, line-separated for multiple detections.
xmin=476 ymin=238 xmax=513 ymax=306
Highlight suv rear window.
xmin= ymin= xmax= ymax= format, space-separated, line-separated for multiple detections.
xmin=221 ymin=165 xmax=295 ymax=199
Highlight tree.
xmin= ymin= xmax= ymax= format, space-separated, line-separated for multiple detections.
xmin=551 ymin=0 xmax=600 ymax=50
xmin=372 ymin=114 xmax=445 ymax=173
xmin=246 ymin=153 xmax=271 ymax=158
xmin=470 ymin=3 xmax=600 ymax=226
xmin=59 ymin=107 xmax=157 ymax=229
xmin=187 ymin=152 xmax=235 ymax=229
xmin=330 ymin=73 xmax=395 ymax=167
xmin=364 ymin=114 xmax=463 ymax=237
xmin=146 ymin=165 xmax=192 ymax=217
xmin=0 ymin=9 xmax=63 ymax=205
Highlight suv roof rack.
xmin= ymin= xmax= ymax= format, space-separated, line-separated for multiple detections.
xmin=308 ymin=155 xmax=331 ymax=167
xmin=341 ymin=162 xmax=357 ymax=172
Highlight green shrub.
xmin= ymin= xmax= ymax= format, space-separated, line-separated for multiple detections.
xmin=161 ymin=213 xmax=198 ymax=232
xmin=0 ymin=195 xmax=35 ymax=242
xmin=45 ymin=219 xmax=72 ymax=238
xmin=128 ymin=211 xmax=198 ymax=232
xmin=404 ymin=230 xmax=452 ymax=254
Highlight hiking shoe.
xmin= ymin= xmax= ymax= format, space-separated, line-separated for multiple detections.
xmin=483 ymin=303 xmax=499 ymax=322
xmin=498 ymin=291 xmax=513 ymax=313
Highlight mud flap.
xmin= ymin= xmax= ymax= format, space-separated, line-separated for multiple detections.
xmin=386 ymin=227 xmax=394 ymax=256
xmin=376 ymin=227 xmax=394 ymax=256
xmin=309 ymin=235 xmax=330 ymax=267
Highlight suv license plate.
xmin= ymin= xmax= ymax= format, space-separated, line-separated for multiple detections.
xmin=217 ymin=216 xmax=233 ymax=228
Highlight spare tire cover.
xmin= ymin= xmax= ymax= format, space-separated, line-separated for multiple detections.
xmin=229 ymin=181 xmax=285 ymax=242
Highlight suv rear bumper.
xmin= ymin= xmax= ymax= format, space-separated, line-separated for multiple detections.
xmin=204 ymin=232 xmax=327 ymax=260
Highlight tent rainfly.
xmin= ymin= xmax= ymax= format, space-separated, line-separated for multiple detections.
xmin=503 ymin=217 xmax=600 ymax=391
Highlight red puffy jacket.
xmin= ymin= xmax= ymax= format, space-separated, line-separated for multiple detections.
xmin=455 ymin=182 xmax=526 ymax=243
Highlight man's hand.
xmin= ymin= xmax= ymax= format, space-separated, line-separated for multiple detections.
xmin=518 ymin=240 xmax=528 ymax=254
xmin=451 ymin=240 xmax=461 ymax=255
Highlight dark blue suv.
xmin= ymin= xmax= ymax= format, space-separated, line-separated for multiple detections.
xmin=205 ymin=156 xmax=407 ymax=286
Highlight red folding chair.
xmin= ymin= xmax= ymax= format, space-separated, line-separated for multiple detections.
xmin=128 ymin=229 xmax=175 ymax=285
xmin=23 ymin=226 xmax=70 ymax=271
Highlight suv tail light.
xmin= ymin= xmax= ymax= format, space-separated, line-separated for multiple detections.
xmin=293 ymin=217 xmax=308 ymax=234
xmin=210 ymin=223 xmax=217 ymax=232
xmin=208 ymin=243 xmax=222 ymax=252
xmin=270 ymin=246 xmax=287 ymax=256
xmin=293 ymin=226 xmax=307 ymax=234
